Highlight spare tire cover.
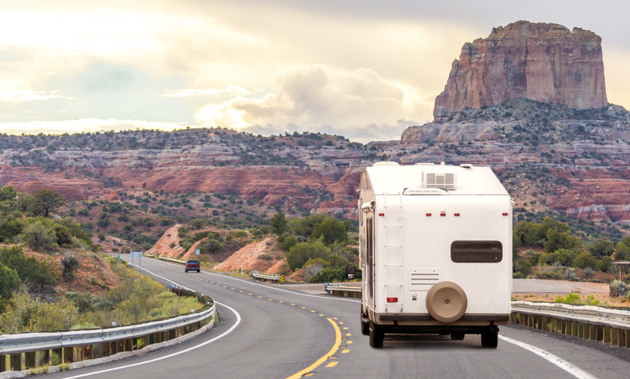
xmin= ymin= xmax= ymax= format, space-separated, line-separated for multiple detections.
xmin=426 ymin=281 xmax=467 ymax=323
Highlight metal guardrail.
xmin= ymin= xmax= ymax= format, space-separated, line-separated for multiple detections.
xmin=324 ymin=283 xmax=361 ymax=298
xmin=252 ymin=270 xmax=281 ymax=282
xmin=512 ymin=301 xmax=630 ymax=329
xmin=323 ymin=284 xmax=630 ymax=347
xmin=158 ymin=256 xmax=187 ymax=265
xmin=0 ymin=267 xmax=216 ymax=374
xmin=0 ymin=303 xmax=215 ymax=356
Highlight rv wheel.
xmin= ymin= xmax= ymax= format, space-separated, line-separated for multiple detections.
xmin=450 ymin=332 xmax=465 ymax=340
xmin=426 ymin=281 xmax=468 ymax=323
xmin=369 ymin=321 xmax=384 ymax=348
xmin=481 ymin=331 xmax=498 ymax=348
xmin=361 ymin=314 xmax=369 ymax=336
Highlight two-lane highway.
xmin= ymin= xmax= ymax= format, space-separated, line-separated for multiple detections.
xmin=47 ymin=257 xmax=630 ymax=379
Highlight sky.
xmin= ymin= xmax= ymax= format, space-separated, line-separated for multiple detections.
xmin=0 ymin=0 xmax=629 ymax=142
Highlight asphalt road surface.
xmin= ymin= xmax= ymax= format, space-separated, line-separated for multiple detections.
xmin=45 ymin=258 xmax=630 ymax=379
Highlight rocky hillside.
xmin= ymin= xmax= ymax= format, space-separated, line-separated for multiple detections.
xmin=434 ymin=21 xmax=607 ymax=118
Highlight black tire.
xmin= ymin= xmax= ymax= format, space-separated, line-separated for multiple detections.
xmin=197 ymin=269 xmax=201 ymax=273
xmin=361 ymin=314 xmax=369 ymax=336
xmin=481 ymin=330 xmax=498 ymax=348
xmin=369 ymin=320 xmax=384 ymax=348
xmin=451 ymin=332 xmax=465 ymax=340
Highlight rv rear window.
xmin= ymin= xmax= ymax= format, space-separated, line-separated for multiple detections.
xmin=451 ymin=241 xmax=502 ymax=263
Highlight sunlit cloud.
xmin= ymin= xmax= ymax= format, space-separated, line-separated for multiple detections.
xmin=0 ymin=90 xmax=73 ymax=102
xmin=193 ymin=65 xmax=431 ymax=141
xmin=163 ymin=85 xmax=249 ymax=98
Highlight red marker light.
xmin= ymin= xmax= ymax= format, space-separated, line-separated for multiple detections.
xmin=426 ymin=213 xmax=432 ymax=217
xmin=440 ymin=212 xmax=446 ymax=217
xmin=454 ymin=213 xmax=460 ymax=217
xmin=379 ymin=213 xmax=385 ymax=216
xmin=502 ymin=212 xmax=509 ymax=216
xmin=387 ymin=297 xmax=398 ymax=303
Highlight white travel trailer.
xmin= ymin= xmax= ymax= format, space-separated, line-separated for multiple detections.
xmin=359 ymin=162 xmax=512 ymax=348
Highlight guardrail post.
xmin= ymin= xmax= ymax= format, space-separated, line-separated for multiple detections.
xmin=1 ymin=355 xmax=6 ymax=372
xmin=63 ymin=347 xmax=74 ymax=363
xmin=40 ymin=350 xmax=50 ymax=366
xmin=86 ymin=344 xmax=93 ymax=360
xmin=10 ymin=353 xmax=21 ymax=371
xmin=124 ymin=338 xmax=133 ymax=352
xmin=603 ymin=326 xmax=609 ymax=343
xmin=25 ymin=351 xmax=36 ymax=369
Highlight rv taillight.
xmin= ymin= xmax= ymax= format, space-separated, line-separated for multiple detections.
xmin=454 ymin=213 xmax=460 ymax=217
xmin=379 ymin=213 xmax=385 ymax=216
xmin=426 ymin=213 xmax=432 ymax=217
xmin=502 ymin=212 xmax=509 ymax=216
xmin=440 ymin=212 xmax=446 ymax=217
xmin=386 ymin=297 xmax=398 ymax=303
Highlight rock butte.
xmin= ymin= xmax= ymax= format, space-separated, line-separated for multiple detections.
xmin=434 ymin=21 xmax=607 ymax=118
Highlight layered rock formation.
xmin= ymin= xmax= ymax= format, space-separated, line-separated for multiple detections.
xmin=434 ymin=21 xmax=607 ymax=118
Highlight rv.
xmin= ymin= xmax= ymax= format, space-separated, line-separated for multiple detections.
xmin=359 ymin=162 xmax=512 ymax=348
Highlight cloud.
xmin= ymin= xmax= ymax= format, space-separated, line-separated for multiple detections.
xmin=194 ymin=65 xmax=431 ymax=141
xmin=0 ymin=90 xmax=73 ymax=102
xmin=0 ymin=118 xmax=186 ymax=135
xmin=163 ymin=85 xmax=249 ymax=98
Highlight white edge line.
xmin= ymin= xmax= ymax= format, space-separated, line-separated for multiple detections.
xmin=63 ymin=269 xmax=242 ymax=379
xmin=499 ymin=335 xmax=597 ymax=379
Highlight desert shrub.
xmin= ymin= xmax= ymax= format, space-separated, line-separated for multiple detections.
xmin=538 ymin=249 xmax=577 ymax=266
xmin=61 ymin=255 xmax=80 ymax=278
xmin=0 ymin=294 xmax=80 ymax=333
xmin=554 ymin=293 xmax=582 ymax=305
xmin=567 ymin=268 xmax=579 ymax=282
xmin=573 ymin=252 xmax=598 ymax=270
xmin=270 ymin=212 xmax=288 ymax=235
xmin=513 ymin=259 xmax=532 ymax=277
xmin=615 ymin=242 xmax=630 ymax=261
xmin=281 ymin=235 xmax=298 ymax=251
xmin=512 ymin=272 xmax=525 ymax=279
xmin=311 ymin=218 xmax=347 ymax=245
xmin=513 ymin=220 xmax=540 ymax=246
xmin=609 ymin=280 xmax=629 ymax=297
xmin=587 ymin=237 xmax=614 ymax=259
xmin=21 ymin=221 xmax=56 ymax=252
xmin=0 ymin=246 xmax=56 ymax=289
xmin=286 ymin=241 xmax=330 ymax=270
xmin=0 ymin=263 xmax=20 ymax=310
xmin=585 ymin=295 xmax=600 ymax=306
xmin=599 ymin=256 xmax=613 ymax=272
xmin=543 ymin=229 xmax=581 ymax=253
xmin=536 ymin=264 xmax=568 ymax=279
xmin=309 ymin=266 xmax=346 ymax=283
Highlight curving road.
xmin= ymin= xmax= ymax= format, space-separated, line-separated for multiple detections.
xmin=46 ymin=257 xmax=630 ymax=379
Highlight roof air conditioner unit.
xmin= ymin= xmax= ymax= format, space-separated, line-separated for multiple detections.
xmin=423 ymin=171 xmax=456 ymax=191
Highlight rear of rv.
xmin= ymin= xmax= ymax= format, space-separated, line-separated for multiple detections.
xmin=359 ymin=163 xmax=512 ymax=348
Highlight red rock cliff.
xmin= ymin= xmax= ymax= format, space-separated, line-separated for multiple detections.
xmin=434 ymin=21 xmax=607 ymax=118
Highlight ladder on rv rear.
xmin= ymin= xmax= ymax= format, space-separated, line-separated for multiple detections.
xmin=383 ymin=192 xmax=403 ymax=312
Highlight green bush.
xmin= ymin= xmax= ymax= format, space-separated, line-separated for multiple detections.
xmin=573 ymin=252 xmax=598 ymax=270
xmin=615 ymin=242 xmax=630 ymax=261
xmin=281 ymin=235 xmax=298 ymax=251
xmin=309 ymin=266 xmax=346 ymax=283
xmin=0 ymin=246 xmax=57 ymax=289
xmin=286 ymin=241 xmax=330 ymax=270
xmin=311 ymin=218 xmax=347 ymax=245
xmin=513 ymin=259 xmax=532 ymax=277
xmin=610 ymin=280 xmax=629 ymax=297
xmin=587 ymin=237 xmax=614 ymax=259
xmin=599 ymin=256 xmax=613 ymax=272
xmin=0 ymin=263 xmax=20 ymax=310
xmin=21 ymin=221 xmax=56 ymax=252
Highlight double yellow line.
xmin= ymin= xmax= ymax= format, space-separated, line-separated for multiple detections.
xmin=285 ymin=318 xmax=342 ymax=379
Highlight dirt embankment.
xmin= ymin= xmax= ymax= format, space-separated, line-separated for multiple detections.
xmin=23 ymin=248 xmax=121 ymax=295
xmin=213 ymin=237 xmax=285 ymax=273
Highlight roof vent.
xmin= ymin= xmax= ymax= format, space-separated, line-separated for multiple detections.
xmin=423 ymin=171 xmax=456 ymax=191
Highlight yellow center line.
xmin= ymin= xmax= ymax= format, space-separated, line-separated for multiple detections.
xmin=285 ymin=318 xmax=341 ymax=379
xmin=326 ymin=361 xmax=338 ymax=368
xmin=341 ymin=350 xmax=350 ymax=354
